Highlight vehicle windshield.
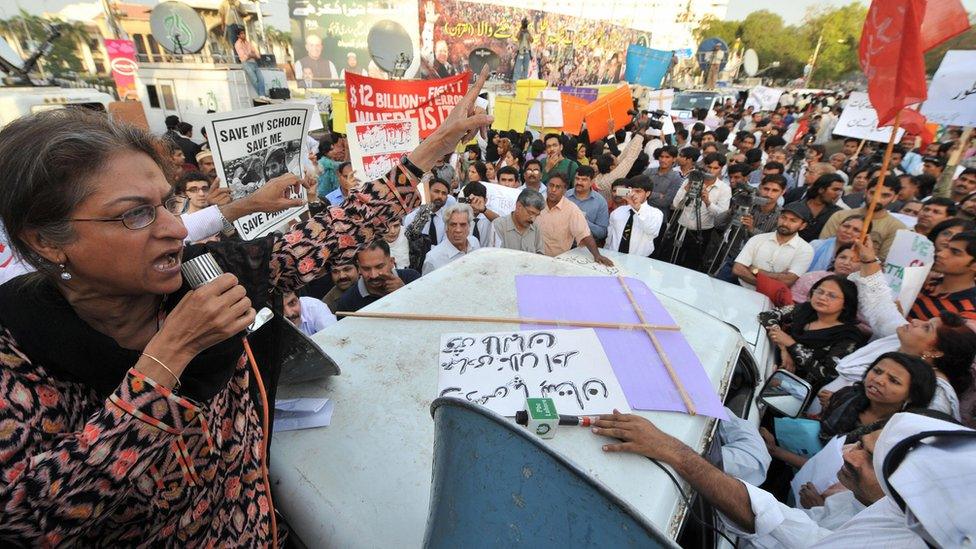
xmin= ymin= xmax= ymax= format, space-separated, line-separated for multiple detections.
xmin=671 ymin=93 xmax=717 ymax=111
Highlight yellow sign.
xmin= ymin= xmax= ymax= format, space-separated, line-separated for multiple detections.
xmin=331 ymin=91 xmax=348 ymax=133
xmin=492 ymin=96 xmax=530 ymax=132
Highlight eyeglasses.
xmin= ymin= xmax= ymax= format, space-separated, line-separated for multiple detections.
xmin=185 ymin=185 xmax=209 ymax=194
xmin=811 ymin=288 xmax=842 ymax=300
xmin=70 ymin=196 xmax=183 ymax=230
xmin=525 ymin=168 xmax=541 ymax=173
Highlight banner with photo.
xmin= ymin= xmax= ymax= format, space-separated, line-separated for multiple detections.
xmin=417 ymin=0 xmax=648 ymax=85
xmin=206 ymin=103 xmax=312 ymax=240
xmin=289 ymin=0 xmax=421 ymax=89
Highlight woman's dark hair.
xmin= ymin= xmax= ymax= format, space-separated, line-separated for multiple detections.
xmin=469 ymin=160 xmax=487 ymax=181
xmin=796 ymin=274 xmax=859 ymax=324
xmin=860 ymin=352 xmax=936 ymax=410
xmin=803 ymin=173 xmax=845 ymax=201
xmin=827 ymin=243 xmax=855 ymax=272
xmin=933 ymin=311 xmax=976 ymax=394
xmin=0 ymin=108 xmax=169 ymax=277
xmin=928 ymin=218 xmax=976 ymax=244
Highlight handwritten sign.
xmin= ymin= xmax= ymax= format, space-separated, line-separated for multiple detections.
xmin=206 ymin=103 xmax=311 ymax=240
xmin=883 ymin=229 xmax=935 ymax=314
xmin=346 ymin=120 xmax=420 ymax=181
xmin=921 ymin=50 xmax=976 ymax=127
xmin=438 ymin=328 xmax=632 ymax=416
xmin=834 ymin=91 xmax=905 ymax=142
xmin=483 ymin=182 xmax=523 ymax=217
xmin=527 ymin=88 xmax=563 ymax=128
xmin=345 ymin=72 xmax=469 ymax=138
xmin=744 ymin=85 xmax=784 ymax=112
xmin=636 ymin=87 xmax=674 ymax=113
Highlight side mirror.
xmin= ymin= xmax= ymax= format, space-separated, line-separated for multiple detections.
xmin=759 ymin=370 xmax=813 ymax=418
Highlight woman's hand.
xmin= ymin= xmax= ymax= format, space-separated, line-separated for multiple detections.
xmin=778 ymin=346 xmax=796 ymax=372
xmin=767 ymin=325 xmax=796 ymax=348
xmin=818 ymin=389 xmax=833 ymax=409
xmin=759 ymin=427 xmax=780 ymax=457
xmin=145 ymin=273 xmax=256 ymax=376
xmin=407 ymin=67 xmax=493 ymax=172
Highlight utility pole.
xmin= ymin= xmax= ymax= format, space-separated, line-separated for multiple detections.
xmin=803 ymin=29 xmax=824 ymax=87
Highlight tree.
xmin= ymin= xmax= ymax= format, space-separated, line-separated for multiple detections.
xmin=0 ymin=10 xmax=86 ymax=76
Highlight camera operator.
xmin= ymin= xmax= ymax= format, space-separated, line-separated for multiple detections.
xmin=709 ymin=174 xmax=787 ymax=280
xmin=670 ymin=152 xmax=731 ymax=271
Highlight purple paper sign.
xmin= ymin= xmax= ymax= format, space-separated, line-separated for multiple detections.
xmin=516 ymin=275 xmax=727 ymax=419
xmin=557 ymin=85 xmax=599 ymax=104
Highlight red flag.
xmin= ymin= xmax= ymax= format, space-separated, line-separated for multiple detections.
xmin=886 ymin=108 xmax=927 ymax=135
xmin=859 ymin=0 xmax=928 ymax=126
xmin=920 ymin=0 xmax=971 ymax=50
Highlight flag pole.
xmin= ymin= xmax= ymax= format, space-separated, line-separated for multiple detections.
xmin=859 ymin=110 xmax=903 ymax=243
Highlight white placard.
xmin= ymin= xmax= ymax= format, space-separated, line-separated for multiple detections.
xmin=883 ymin=229 xmax=935 ymax=298
xmin=527 ymin=89 xmax=563 ymax=128
xmin=483 ymin=181 xmax=523 ymax=217
xmin=438 ymin=328 xmax=632 ymax=417
xmin=640 ymin=87 xmax=675 ymax=113
xmin=206 ymin=103 xmax=311 ymax=240
xmin=791 ymin=435 xmax=845 ymax=505
xmin=744 ymin=85 xmax=784 ymax=112
xmin=346 ymin=119 xmax=420 ymax=182
xmin=833 ymin=91 xmax=906 ymax=143
xmin=921 ymin=50 xmax=976 ymax=127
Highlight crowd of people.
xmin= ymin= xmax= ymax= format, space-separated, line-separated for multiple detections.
xmin=1 ymin=66 xmax=975 ymax=546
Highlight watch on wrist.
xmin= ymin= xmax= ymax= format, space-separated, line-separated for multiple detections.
xmin=217 ymin=207 xmax=237 ymax=237
xmin=860 ymin=257 xmax=881 ymax=264
xmin=399 ymin=154 xmax=425 ymax=179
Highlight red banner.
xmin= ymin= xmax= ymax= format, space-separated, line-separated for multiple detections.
xmin=344 ymin=72 xmax=469 ymax=138
xmin=104 ymin=39 xmax=138 ymax=101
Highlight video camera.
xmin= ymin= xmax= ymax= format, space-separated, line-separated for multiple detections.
xmin=628 ymin=109 xmax=668 ymax=131
xmin=729 ymin=185 xmax=769 ymax=227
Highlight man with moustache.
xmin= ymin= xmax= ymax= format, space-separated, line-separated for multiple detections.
xmin=491 ymin=189 xmax=545 ymax=254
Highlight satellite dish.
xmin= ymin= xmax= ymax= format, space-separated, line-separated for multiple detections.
xmin=743 ymin=49 xmax=759 ymax=77
xmin=149 ymin=1 xmax=207 ymax=54
xmin=695 ymin=37 xmax=729 ymax=74
xmin=367 ymin=20 xmax=414 ymax=74
xmin=467 ymin=47 xmax=499 ymax=76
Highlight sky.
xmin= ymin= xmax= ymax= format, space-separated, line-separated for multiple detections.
xmin=725 ymin=0 xmax=976 ymax=24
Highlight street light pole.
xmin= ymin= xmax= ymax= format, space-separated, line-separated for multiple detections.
xmin=803 ymin=29 xmax=824 ymax=87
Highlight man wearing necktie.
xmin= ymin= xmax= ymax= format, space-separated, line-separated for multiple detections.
xmin=605 ymin=175 xmax=665 ymax=257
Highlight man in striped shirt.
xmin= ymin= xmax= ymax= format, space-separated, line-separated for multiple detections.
xmin=909 ymin=231 xmax=976 ymax=321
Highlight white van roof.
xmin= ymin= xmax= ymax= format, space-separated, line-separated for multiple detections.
xmin=271 ymin=248 xmax=754 ymax=546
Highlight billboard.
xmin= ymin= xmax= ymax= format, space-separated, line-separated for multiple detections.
xmin=289 ymin=0 xmax=421 ymax=88
xmin=417 ymin=0 xmax=649 ymax=85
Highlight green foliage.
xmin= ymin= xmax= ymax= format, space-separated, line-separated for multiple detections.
xmin=696 ymin=3 xmax=868 ymax=85
xmin=0 ymin=10 xmax=87 ymax=76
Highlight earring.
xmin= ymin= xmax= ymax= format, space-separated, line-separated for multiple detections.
xmin=58 ymin=263 xmax=72 ymax=281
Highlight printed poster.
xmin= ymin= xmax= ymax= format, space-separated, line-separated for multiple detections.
xmin=345 ymin=71 xmax=469 ymax=138
xmin=104 ymin=39 xmax=138 ymax=101
xmin=206 ymin=103 xmax=312 ymax=240
xmin=346 ymin=119 xmax=420 ymax=181
xmin=438 ymin=328 xmax=632 ymax=416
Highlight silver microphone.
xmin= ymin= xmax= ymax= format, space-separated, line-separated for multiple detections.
xmin=180 ymin=251 xmax=273 ymax=333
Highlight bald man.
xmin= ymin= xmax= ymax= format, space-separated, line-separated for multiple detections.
xmin=294 ymin=34 xmax=338 ymax=87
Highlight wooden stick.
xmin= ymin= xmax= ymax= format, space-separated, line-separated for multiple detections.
xmin=616 ymin=275 xmax=697 ymax=416
xmin=860 ymin=110 xmax=903 ymax=243
xmin=336 ymin=310 xmax=682 ymax=332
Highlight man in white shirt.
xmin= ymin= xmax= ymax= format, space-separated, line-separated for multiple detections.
xmin=590 ymin=411 xmax=975 ymax=548
xmin=460 ymin=181 xmax=498 ymax=248
xmin=604 ymin=175 xmax=664 ymax=257
xmin=670 ymin=152 xmax=732 ymax=271
xmin=422 ymin=203 xmax=480 ymax=274
xmin=732 ymin=202 xmax=814 ymax=289
xmin=283 ymin=291 xmax=337 ymax=336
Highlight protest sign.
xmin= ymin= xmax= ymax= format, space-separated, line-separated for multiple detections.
xmin=834 ymin=91 xmax=906 ymax=142
xmin=561 ymin=93 xmax=589 ymax=135
xmin=515 ymin=79 xmax=547 ymax=103
xmin=345 ymin=72 xmax=468 ymax=138
xmin=346 ymin=120 xmax=420 ymax=182
xmin=558 ymin=85 xmax=598 ymax=103
xmin=527 ymin=88 xmax=563 ymax=128
xmin=491 ymin=96 xmax=530 ymax=132
xmin=583 ymin=86 xmax=633 ymax=142
xmin=921 ymin=50 xmax=976 ymax=127
xmin=483 ymin=182 xmax=522 ymax=217
xmin=330 ymin=91 xmax=349 ymax=133
xmin=624 ymin=44 xmax=672 ymax=89
xmin=206 ymin=103 xmax=312 ymax=240
xmin=883 ymin=229 xmax=935 ymax=314
xmin=438 ymin=328 xmax=631 ymax=416
xmin=636 ymin=87 xmax=674 ymax=113
xmin=744 ymin=85 xmax=784 ymax=112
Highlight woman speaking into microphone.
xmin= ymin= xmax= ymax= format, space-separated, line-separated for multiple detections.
xmin=0 ymin=70 xmax=494 ymax=545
